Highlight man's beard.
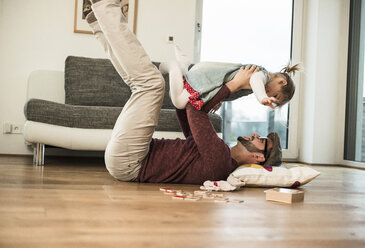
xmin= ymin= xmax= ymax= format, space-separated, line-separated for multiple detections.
xmin=237 ymin=136 xmax=262 ymax=153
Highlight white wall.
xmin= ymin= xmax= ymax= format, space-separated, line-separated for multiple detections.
xmin=0 ymin=0 xmax=196 ymax=155
xmin=0 ymin=0 xmax=354 ymax=165
xmin=0 ymin=0 xmax=3 ymax=20
xmin=0 ymin=0 xmax=106 ymax=155
xmin=137 ymin=0 xmax=196 ymax=63
xmin=298 ymin=0 xmax=350 ymax=164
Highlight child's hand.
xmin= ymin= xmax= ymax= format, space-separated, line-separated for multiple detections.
xmin=261 ymin=97 xmax=279 ymax=109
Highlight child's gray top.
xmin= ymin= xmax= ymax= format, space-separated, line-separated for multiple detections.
xmin=184 ymin=62 xmax=270 ymax=103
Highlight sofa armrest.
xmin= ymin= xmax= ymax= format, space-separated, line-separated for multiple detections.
xmin=27 ymin=70 xmax=65 ymax=103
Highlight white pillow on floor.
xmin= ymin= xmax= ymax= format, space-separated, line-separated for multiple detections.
xmin=227 ymin=163 xmax=320 ymax=188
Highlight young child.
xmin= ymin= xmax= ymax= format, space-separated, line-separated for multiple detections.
xmin=160 ymin=45 xmax=299 ymax=110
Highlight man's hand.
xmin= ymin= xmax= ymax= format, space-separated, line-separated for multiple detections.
xmin=261 ymin=97 xmax=279 ymax=109
xmin=246 ymin=152 xmax=266 ymax=164
xmin=226 ymin=65 xmax=260 ymax=93
xmin=234 ymin=65 xmax=260 ymax=89
xmin=210 ymin=101 xmax=222 ymax=114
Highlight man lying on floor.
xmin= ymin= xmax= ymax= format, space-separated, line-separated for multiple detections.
xmin=87 ymin=0 xmax=282 ymax=184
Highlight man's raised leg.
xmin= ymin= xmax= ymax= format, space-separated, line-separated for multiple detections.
xmin=90 ymin=0 xmax=165 ymax=181
xmin=86 ymin=11 xmax=128 ymax=82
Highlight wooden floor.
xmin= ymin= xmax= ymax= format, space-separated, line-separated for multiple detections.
xmin=0 ymin=155 xmax=364 ymax=248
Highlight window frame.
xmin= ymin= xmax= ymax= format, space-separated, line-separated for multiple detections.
xmin=283 ymin=0 xmax=303 ymax=159
xmin=341 ymin=0 xmax=365 ymax=168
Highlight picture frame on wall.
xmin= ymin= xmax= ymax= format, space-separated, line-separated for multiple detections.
xmin=74 ymin=0 xmax=138 ymax=34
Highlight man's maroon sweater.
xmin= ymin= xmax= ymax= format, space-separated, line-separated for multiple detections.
xmin=137 ymin=85 xmax=238 ymax=184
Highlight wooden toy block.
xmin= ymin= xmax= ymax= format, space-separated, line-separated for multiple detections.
xmin=172 ymin=195 xmax=186 ymax=200
xmin=214 ymin=198 xmax=228 ymax=203
xmin=164 ymin=190 xmax=177 ymax=196
xmin=175 ymin=191 xmax=186 ymax=196
xmin=203 ymin=194 xmax=215 ymax=200
xmin=264 ymin=188 xmax=304 ymax=204
xmin=185 ymin=197 xmax=201 ymax=201
xmin=229 ymin=199 xmax=244 ymax=203
xmin=194 ymin=190 xmax=207 ymax=196
xmin=160 ymin=187 xmax=173 ymax=191
xmin=212 ymin=193 xmax=224 ymax=198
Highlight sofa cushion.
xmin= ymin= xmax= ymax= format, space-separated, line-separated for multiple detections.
xmin=65 ymin=56 xmax=130 ymax=107
xmin=64 ymin=56 xmax=175 ymax=109
xmin=24 ymin=99 xmax=222 ymax=132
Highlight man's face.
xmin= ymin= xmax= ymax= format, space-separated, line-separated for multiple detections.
xmin=237 ymin=132 xmax=273 ymax=156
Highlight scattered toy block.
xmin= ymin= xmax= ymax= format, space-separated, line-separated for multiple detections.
xmin=164 ymin=191 xmax=177 ymax=196
xmin=185 ymin=197 xmax=201 ymax=201
xmin=203 ymin=194 xmax=215 ymax=200
xmin=172 ymin=195 xmax=186 ymax=200
xmin=160 ymin=187 xmax=173 ymax=191
xmin=194 ymin=190 xmax=207 ymax=196
xmin=264 ymin=188 xmax=304 ymax=204
xmin=212 ymin=193 xmax=224 ymax=198
xmin=160 ymin=187 xmax=244 ymax=203
xmin=175 ymin=191 xmax=187 ymax=196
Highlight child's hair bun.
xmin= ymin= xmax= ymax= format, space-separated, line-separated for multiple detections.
xmin=281 ymin=63 xmax=300 ymax=76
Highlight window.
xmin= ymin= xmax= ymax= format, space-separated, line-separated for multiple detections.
xmin=196 ymin=0 xmax=297 ymax=155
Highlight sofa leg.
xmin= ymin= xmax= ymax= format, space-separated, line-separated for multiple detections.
xmin=33 ymin=143 xmax=45 ymax=166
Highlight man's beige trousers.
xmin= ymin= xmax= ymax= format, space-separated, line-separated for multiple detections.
xmin=91 ymin=0 xmax=165 ymax=181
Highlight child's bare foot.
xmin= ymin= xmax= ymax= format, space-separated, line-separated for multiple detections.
xmin=174 ymin=44 xmax=191 ymax=74
xmin=159 ymin=61 xmax=181 ymax=75
xmin=158 ymin=62 xmax=170 ymax=75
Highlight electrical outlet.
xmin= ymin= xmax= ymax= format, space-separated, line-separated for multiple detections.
xmin=12 ymin=124 xmax=22 ymax=134
xmin=3 ymin=123 xmax=22 ymax=134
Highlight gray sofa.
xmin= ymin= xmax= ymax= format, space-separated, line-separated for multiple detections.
xmin=23 ymin=56 xmax=222 ymax=165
